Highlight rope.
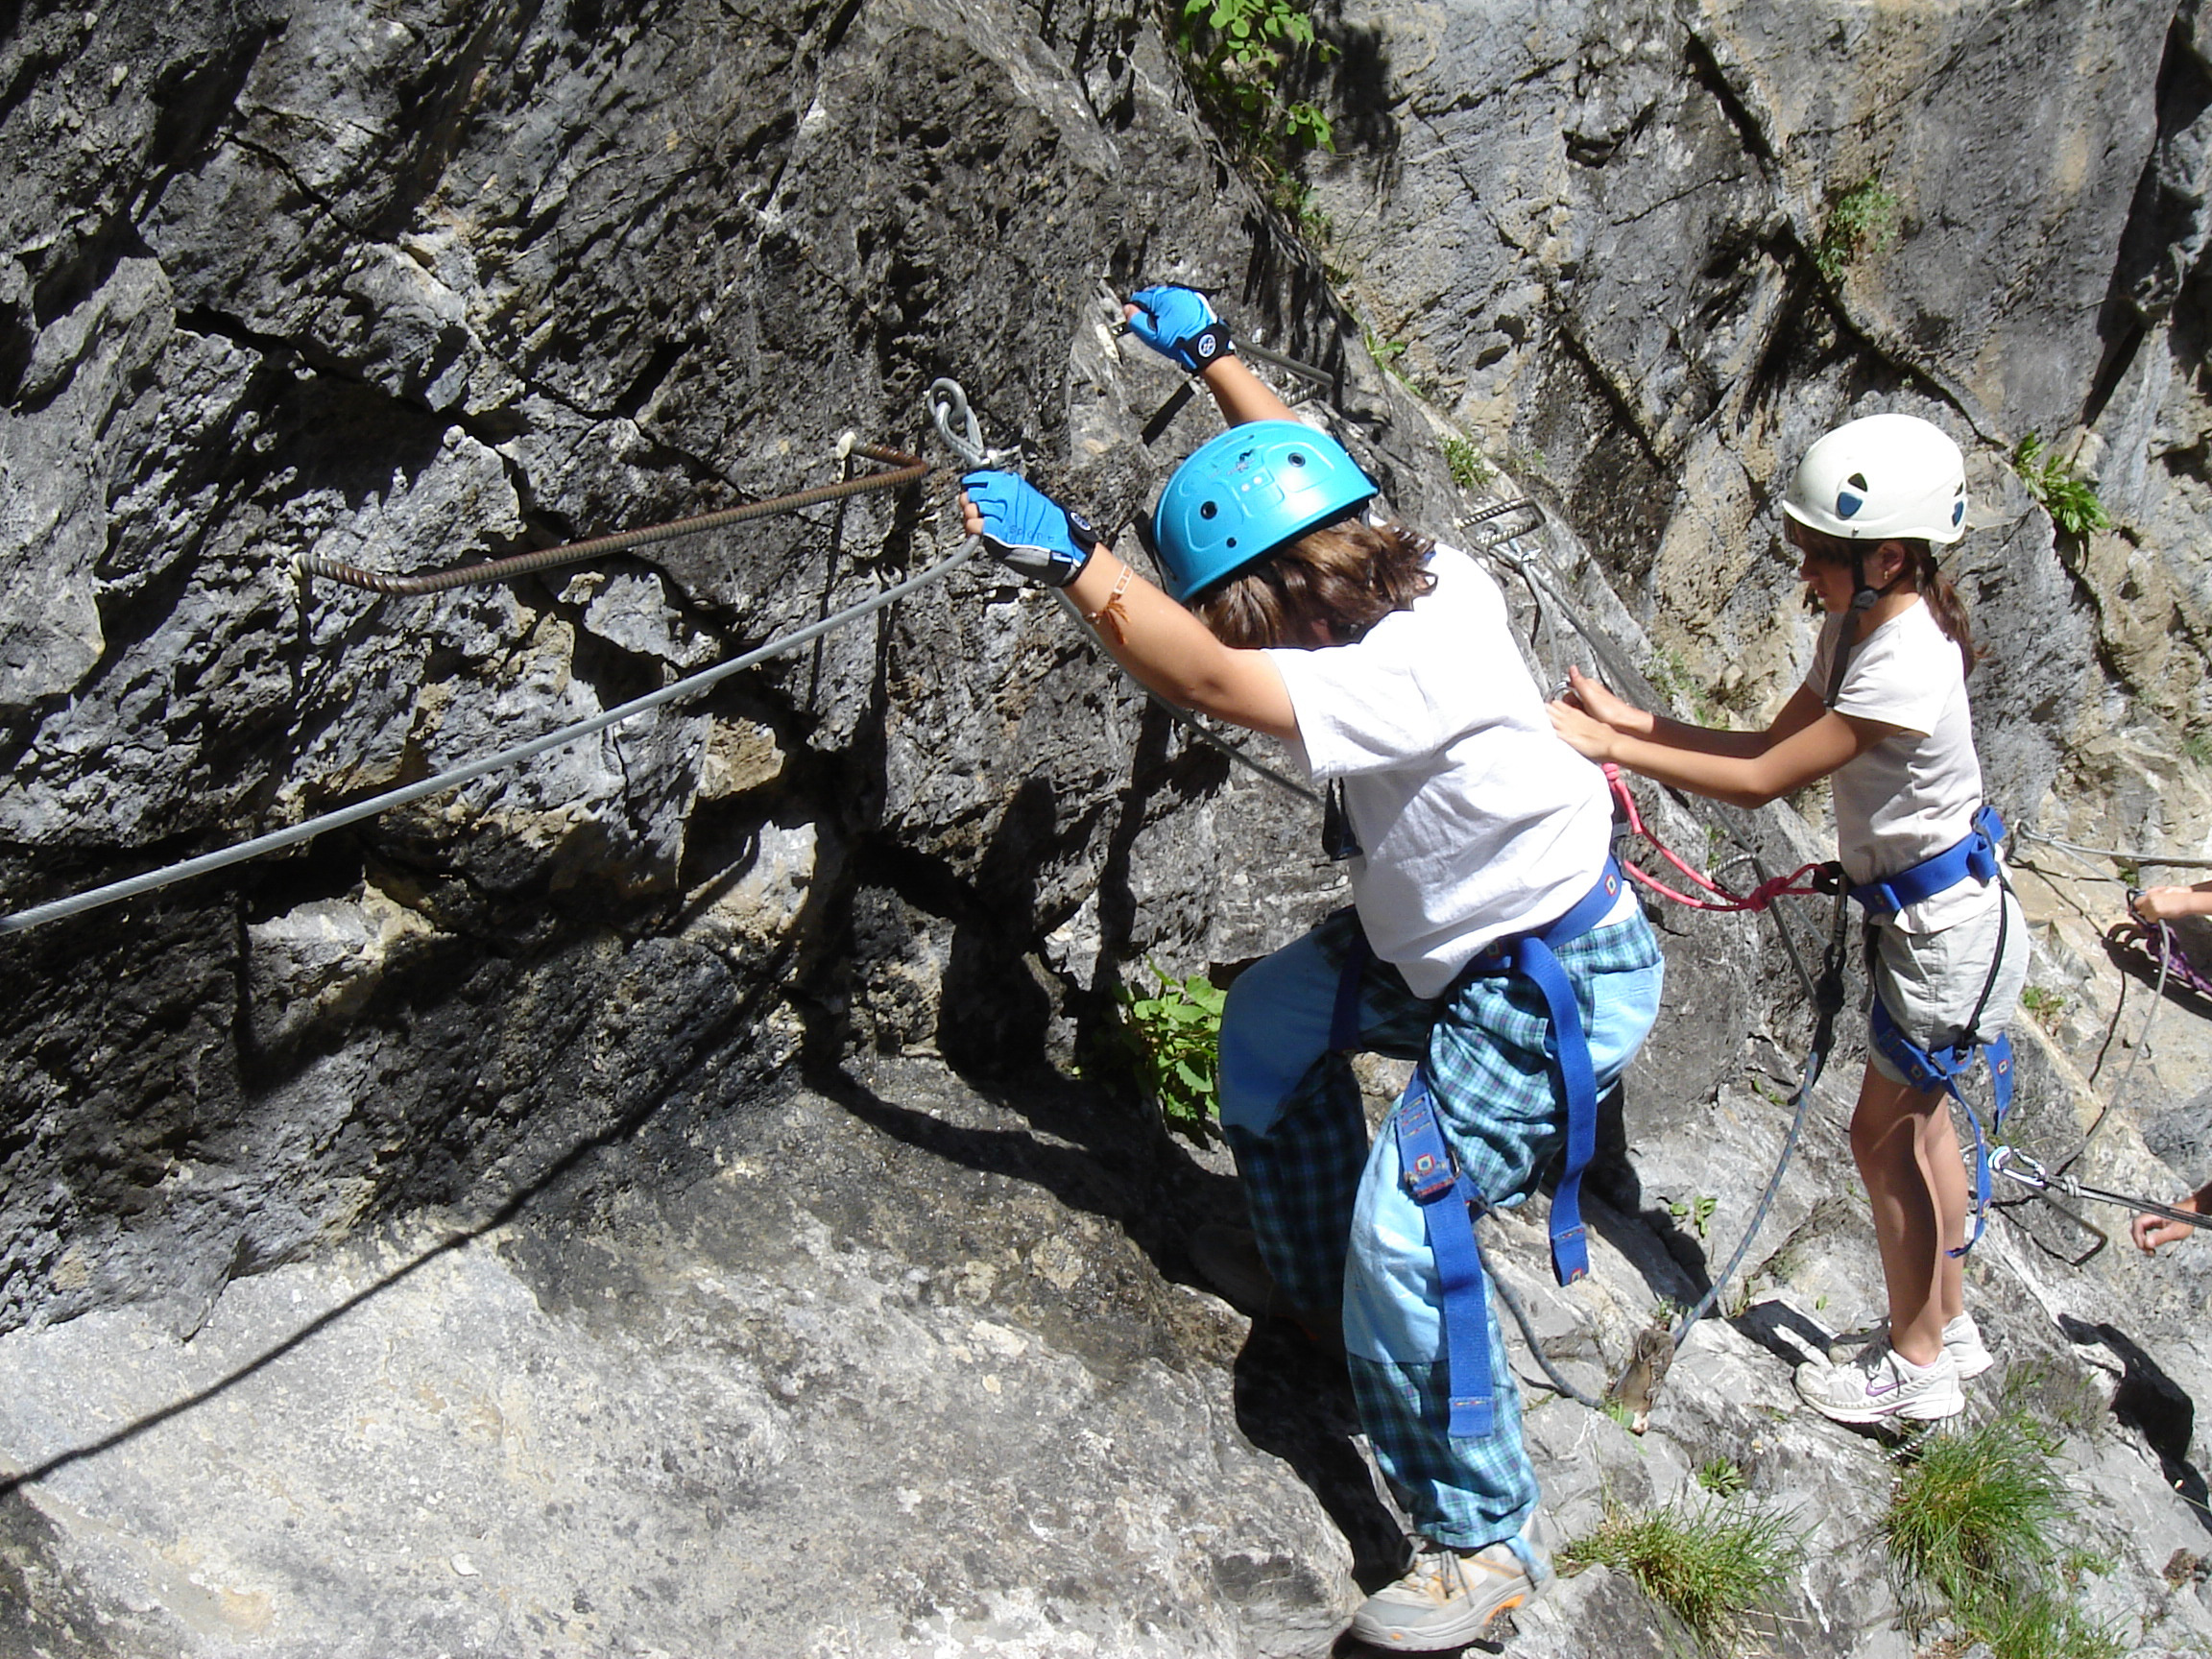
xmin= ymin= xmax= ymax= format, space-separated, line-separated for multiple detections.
xmin=1 ymin=542 xmax=978 ymax=936
xmin=298 ymin=441 xmax=928 ymax=594
xmin=1604 ymin=766 xmax=1833 ymax=913
xmin=1479 ymin=1227 xmax=1603 ymax=1410
xmin=2013 ymin=824 xmax=2212 ymax=872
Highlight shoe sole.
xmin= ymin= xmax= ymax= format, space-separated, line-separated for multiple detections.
xmin=1795 ymin=1383 xmax=1964 ymax=1425
xmin=1349 ymin=1592 xmax=1527 ymax=1649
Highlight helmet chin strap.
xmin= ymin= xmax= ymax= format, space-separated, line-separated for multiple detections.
xmin=1827 ymin=543 xmax=1905 ymax=707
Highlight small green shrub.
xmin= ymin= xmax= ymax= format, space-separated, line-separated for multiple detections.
xmin=1442 ymin=436 xmax=1492 ymax=493
xmin=1172 ymin=0 xmax=1336 ymax=212
xmin=1111 ymin=960 xmax=1228 ymax=1144
xmin=1814 ymin=177 xmax=1899 ymax=281
xmin=2021 ymin=984 xmax=2067 ymax=1032
xmin=1669 ymin=1193 xmax=1718 ymax=1241
xmin=1564 ymin=1494 xmax=1801 ymax=1650
xmin=2014 ymin=435 xmax=2112 ymax=538
xmin=1696 ymin=1456 xmax=1748 ymax=1498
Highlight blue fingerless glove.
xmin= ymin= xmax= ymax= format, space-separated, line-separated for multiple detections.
xmin=1125 ymin=285 xmax=1236 ymax=373
xmin=961 ymin=470 xmax=1099 ymax=588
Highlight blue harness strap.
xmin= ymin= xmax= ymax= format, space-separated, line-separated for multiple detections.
xmin=1393 ymin=1071 xmax=1496 ymax=1437
xmin=1379 ymin=860 xmax=1624 ymax=1439
xmin=1850 ymin=805 xmax=2005 ymax=917
xmin=1870 ymin=1001 xmax=2015 ymax=1255
xmin=1853 ymin=803 xmax=2015 ymax=1255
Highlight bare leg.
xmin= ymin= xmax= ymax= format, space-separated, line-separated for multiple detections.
xmin=1847 ymin=1063 xmax=1962 ymax=1367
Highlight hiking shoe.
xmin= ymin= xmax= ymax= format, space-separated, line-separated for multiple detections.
xmin=1838 ymin=1313 xmax=1993 ymax=1381
xmin=1794 ymin=1339 xmax=1962 ymax=1425
xmin=1349 ymin=1531 xmax=1546 ymax=1650
xmin=1944 ymin=1312 xmax=1993 ymax=1381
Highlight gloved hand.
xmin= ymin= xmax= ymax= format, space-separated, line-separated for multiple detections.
xmin=960 ymin=470 xmax=1100 ymax=588
xmin=1124 ymin=285 xmax=1236 ymax=373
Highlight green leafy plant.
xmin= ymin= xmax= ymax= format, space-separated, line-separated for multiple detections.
xmin=1111 ymin=959 xmax=1229 ymax=1144
xmin=1171 ymin=0 xmax=1337 ymax=207
xmin=1564 ymin=1493 xmax=1802 ymax=1650
xmin=1696 ymin=1457 xmax=1748 ymax=1498
xmin=2020 ymin=984 xmax=2068 ymax=1032
xmin=1670 ymin=1193 xmax=1718 ymax=1241
xmin=2014 ymin=434 xmax=2112 ymax=538
xmin=1442 ymin=436 xmax=1493 ymax=493
xmin=1885 ymin=1409 xmax=2124 ymax=1659
xmin=1814 ymin=176 xmax=1899 ymax=281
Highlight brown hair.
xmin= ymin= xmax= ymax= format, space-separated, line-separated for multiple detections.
xmin=1788 ymin=521 xmax=1979 ymax=678
xmin=1190 ymin=517 xmax=1437 ymax=649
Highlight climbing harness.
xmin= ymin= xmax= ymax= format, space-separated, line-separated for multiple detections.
xmin=298 ymin=441 xmax=928 ymax=595
xmin=1364 ymin=859 xmax=1626 ymax=1437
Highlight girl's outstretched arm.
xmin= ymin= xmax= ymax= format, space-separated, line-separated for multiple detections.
xmin=1551 ymin=670 xmax=1894 ymax=809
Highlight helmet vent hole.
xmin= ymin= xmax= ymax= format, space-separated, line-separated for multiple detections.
xmin=1846 ymin=472 xmax=1868 ymax=491
xmin=1287 ymin=451 xmax=1306 ymax=466
xmin=1199 ymin=501 xmax=1218 ymax=519
xmin=1226 ymin=536 xmax=1238 ymax=547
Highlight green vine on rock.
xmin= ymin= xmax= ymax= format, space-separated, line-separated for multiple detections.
xmin=1171 ymin=0 xmax=1336 ymax=223
xmin=1814 ymin=176 xmax=1899 ymax=282
xmin=2014 ymin=434 xmax=2113 ymax=539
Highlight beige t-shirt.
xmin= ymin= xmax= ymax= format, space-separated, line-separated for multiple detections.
xmin=1804 ymin=597 xmax=1995 ymax=934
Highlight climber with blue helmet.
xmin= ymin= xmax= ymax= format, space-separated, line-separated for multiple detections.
xmin=1549 ymin=411 xmax=2026 ymax=1428
xmin=961 ymin=285 xmax=1664 ymax=1651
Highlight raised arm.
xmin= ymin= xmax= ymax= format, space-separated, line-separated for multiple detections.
xmin=1123 ymin=286 xmax=1299 ymax=426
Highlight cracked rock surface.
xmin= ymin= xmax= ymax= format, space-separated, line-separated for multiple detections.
xmin=7 ymin=0 xmax=2212 ymax=1653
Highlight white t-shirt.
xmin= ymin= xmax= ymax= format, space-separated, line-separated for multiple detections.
xmin=1266 ymin=546 xmax=1615 ymax=997
xmin=1803 ymin=597 xmax=1993 ymax=933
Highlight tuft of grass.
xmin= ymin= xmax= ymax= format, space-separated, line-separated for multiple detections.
xmin=1564 ymin=1494 xmax=1802 ymax=1650
xmin=1814 ymin=176 xmax=1900 ymax=280
xmin=2014 ymin=434 xmax=2112 ymax=539
xmin=1885 ymin=1410 xmax=2124 ymax=1659
xmin=2021 ymin=984 xmax=2067 ymax=1032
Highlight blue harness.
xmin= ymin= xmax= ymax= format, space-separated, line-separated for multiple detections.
xmin=1338 ymin=861 xmax=1623 ymax=1439
xmin=1854 ymin=805 xmax=2014 ymax=1255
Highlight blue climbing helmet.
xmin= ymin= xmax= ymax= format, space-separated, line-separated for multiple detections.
xmin=1151 ymin=421 xmax=1378 ymax=600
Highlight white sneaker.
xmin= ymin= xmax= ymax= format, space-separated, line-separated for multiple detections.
xmin=1944 ymin=1312 xmax=1993 ymax=1381
xmin=1795 ymin=1340 xmax=1963 ymax=1424
xmin=1349 ymin=1527 xmax=1548 ymax=1650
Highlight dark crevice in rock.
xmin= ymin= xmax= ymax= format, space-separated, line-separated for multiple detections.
xmin=1682 ymin=26 xmax=1777 ymax=167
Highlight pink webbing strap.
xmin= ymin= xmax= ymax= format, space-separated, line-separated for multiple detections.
xmin=1605 ymin=765 xmax=1829 ymax=914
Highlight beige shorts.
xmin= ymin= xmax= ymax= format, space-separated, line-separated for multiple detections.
xmin=1866 ymin=883 xmax=2030 ymax=1086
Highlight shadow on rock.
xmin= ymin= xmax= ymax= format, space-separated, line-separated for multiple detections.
xmin=2060 ymin=1314 xmax=2212 ymax=1540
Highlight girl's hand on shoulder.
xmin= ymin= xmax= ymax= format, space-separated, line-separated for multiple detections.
xmin=1548 ymin=694 xmax=1618 ymax=761
xmin=1560 ymin=666 xmax=1650 ymax=734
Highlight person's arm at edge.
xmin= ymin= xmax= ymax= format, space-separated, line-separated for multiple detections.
xmin=2132 ymin=880 xmax=2212 ymax=924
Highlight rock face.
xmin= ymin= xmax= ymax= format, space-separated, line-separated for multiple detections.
xmin=5 ymin=0 xmax=2212 ymax=1654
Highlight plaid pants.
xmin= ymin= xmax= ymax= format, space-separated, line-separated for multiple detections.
xmin=1218 ymin=902 xmax=1663 ymax=1551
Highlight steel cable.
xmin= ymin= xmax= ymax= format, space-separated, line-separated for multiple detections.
xmin=298 ymin=442 xmax=929 ymax=595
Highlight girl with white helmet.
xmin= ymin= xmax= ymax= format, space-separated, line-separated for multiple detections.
xmin=961 ymin=285 xmax=1664 ymax=1649
xmin=1551 ymin=411 xmax=2029 ymax=1425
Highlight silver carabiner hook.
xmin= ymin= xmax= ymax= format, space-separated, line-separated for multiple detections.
xmin=926 ymin=378 xmax=988 ymax=470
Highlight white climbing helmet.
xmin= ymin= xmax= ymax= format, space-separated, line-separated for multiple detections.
xmin=1782 ymin=412 xmax=1967 ymax=544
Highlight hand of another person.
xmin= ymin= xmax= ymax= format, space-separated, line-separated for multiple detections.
xmin=2132 ymin=885 xmax=2209 ymax=925
xmin=1561 ymin=665 xmax=1649 ymax=733
xmin=2133 ymin=1183 xmax=2211 ymax=1254
xmin=1123 ymin=285 xmax=1236 ymax=373
xmin=959 ymin=471 xmax=1099 ymax=589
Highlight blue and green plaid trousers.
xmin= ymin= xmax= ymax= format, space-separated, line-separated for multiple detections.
xmin=1218 ymin=902 xmax=1663 ymax=1551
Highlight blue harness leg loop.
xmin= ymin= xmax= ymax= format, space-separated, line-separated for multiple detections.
xmin=1486 ymin=860 xmax=1623 ymax=1286
xmin=1870 ymin=1000 xmax=2015 ymax=1255
xmin=1850 ymin=805 xmax=2005 ymax=917
xmin=1393 ymin=1070 xmax=1495 ymax=1438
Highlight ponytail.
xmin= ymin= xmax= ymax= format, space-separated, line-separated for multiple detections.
xmin=1906 ymin=540 xmax=1980 ymax=678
